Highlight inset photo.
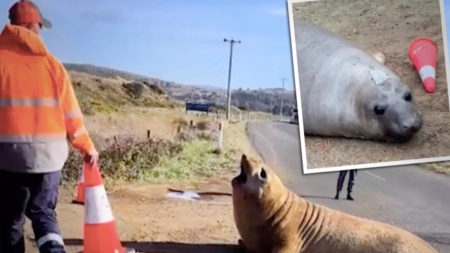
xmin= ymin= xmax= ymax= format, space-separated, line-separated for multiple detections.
xmin=287 ymin=0 xmax=450 ymax=173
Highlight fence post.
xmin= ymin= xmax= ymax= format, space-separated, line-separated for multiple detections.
xmin=217 ymin=121 xmax=223 ymax=152
xmin=147 ymin=130 xmax=151 ymax=139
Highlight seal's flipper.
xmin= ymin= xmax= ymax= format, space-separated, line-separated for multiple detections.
xmin=270 ymin=246 xmax=297 ymax=253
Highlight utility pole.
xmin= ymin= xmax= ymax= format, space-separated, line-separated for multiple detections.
xmin=224 ymin=38 xmax=241 ymax=120
xmin=279 ymin=78 xmax=287 ymax=121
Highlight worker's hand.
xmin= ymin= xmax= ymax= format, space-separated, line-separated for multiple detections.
xmin=83 ymin=149 xmax=99 ymax=164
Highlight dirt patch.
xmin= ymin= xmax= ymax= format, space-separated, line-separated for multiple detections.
xmin=292 ymin=0 xmax=450 ymax=169
xmin=23 ymin=179 xmax=240 ymax=253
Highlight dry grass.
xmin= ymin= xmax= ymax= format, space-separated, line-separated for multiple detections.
xmin=84 ymin=109 xmax=185 ymax=141
xmin=422 ymin=162 xmax=450 ymax=175
xmin=69 ymin=71 xmax=181 ymax=116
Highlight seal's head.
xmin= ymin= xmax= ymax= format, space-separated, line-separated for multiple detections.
xmin=231 ymin=154 xmax=286 ymax=252
xmin=360 ymin=69 xmax=423 ymax=143
xmin=231 ymin=154 xmax=284 ymax=202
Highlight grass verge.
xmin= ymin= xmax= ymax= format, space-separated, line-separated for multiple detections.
xmin=146 ymin=139 xmax=237 ymax=183
xmin=62 ymin=116 xmax=241 ymax=186
xmin=421 ymin=162 xmax=450 ymax=175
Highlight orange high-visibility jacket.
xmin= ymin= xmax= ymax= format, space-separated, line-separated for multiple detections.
xmin=0 ymin=24 xmax=95 ymax=173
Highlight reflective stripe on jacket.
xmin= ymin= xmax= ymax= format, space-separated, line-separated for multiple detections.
xmin=0 ymin=24 xmax=95 ymax=173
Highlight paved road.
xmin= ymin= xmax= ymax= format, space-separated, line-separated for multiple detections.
xmin=247 ymin=122 xmax=450 ymax=253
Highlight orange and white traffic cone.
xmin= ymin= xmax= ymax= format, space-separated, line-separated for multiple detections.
xmin=72 ymin=166 xmax=85 ymax=205
xmin=79 ymin=162 xmax=135 ymax=253
xmin=408 ymin=37 xmax=438 ymax=93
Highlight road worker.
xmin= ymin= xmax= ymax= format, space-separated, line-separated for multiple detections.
xmin=334 ymin=169 xmax=357 ymax=201
xmin=0 ymin=1 xmax=99 ymax=253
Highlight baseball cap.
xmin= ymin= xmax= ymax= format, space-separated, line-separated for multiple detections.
xmin=8 ymin=0 xmax=52 ymax=29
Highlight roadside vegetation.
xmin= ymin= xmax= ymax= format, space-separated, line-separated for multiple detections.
xmin=61 ymin=69 xmax=256 ymax=186
xmin=421 ymin=162 xmax=450 ymax=175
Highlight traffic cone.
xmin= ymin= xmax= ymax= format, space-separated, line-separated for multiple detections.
xmin=72 ymin=166 xmax=85 ymax=205
xmin=79 ymin=162 xmax=135 ymax=253
xmin=408 ymin=37 xmax=438 ymax=93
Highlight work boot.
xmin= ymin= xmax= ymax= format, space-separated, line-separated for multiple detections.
xmin=334 ymin=191 xmax=340 ymax=200
xmin=346 ymin=192 xmax=354 ymax=201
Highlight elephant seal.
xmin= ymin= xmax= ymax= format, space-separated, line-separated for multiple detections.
xmin=232 ymin=154 xmax=438 ymax=253
xmin=294 ymin=19 xmax=423 ymax=142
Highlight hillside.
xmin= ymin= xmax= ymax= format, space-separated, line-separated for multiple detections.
xmin=64 ymin=69 xmax=180 ymax=117
xmin=63 ymin=63 xmax=297 ymax=115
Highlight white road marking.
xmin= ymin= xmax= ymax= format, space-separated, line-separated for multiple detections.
xmin=364 ymin=171 xmax=386 ymax=181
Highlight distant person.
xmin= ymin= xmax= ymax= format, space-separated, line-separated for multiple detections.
xmin=334 ymin=169 xmax=357 ymax=201
xmin=0 ymin=1 xmax=98 ymax=253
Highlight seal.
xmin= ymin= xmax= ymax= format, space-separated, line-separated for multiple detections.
xmin=232 ymin=154 xmax=438 ymax=253
xmin=294 ymin=19 xmax=423 ymax=142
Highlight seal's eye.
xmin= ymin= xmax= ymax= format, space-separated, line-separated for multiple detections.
xmin=260 ymin=168 xmax=267 ymax=180
xmin=404 ymin=92 xmax=412 ymax=102
xmin=373 ymin=106 xmax=385 ymax=116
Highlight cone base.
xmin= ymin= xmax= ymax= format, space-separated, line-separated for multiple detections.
xmin=71 ymin=200 xmax=84 ymax=205
xmin=82 ymin=222 xmax=125 ymax=253
xmin=73 ymin=185 xmax=85 ymax=205
xmin=79 ymin=248 xmax=136 ymax=253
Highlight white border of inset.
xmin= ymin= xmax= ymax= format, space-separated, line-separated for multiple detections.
xmin=286 ymin=0 xmax=450 ymax=174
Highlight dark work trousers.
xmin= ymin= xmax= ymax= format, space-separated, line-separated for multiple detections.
xmin=336 ymin=169 xmax=356 ymax=193
xmin=0 ymin=170 xmax=66 ymax=253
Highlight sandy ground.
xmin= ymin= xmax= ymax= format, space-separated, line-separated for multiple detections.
xmin=23 ymin=181 xmax=240 ymax=253
xmin=292 ymin=0 xmax=450 ymax=169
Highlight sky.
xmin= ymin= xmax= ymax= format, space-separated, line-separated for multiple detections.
xmin=0 ymin=0 xmax=295 ymax=91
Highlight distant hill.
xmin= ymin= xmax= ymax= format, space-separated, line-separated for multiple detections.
xmin=63 ymin=63 xmax=297 ymax=115
xmin=194 ymin=84 xmax=223 ymax=91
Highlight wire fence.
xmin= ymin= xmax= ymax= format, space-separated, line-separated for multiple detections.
xmin=186 ymin=110 xmax=292 ymax=123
